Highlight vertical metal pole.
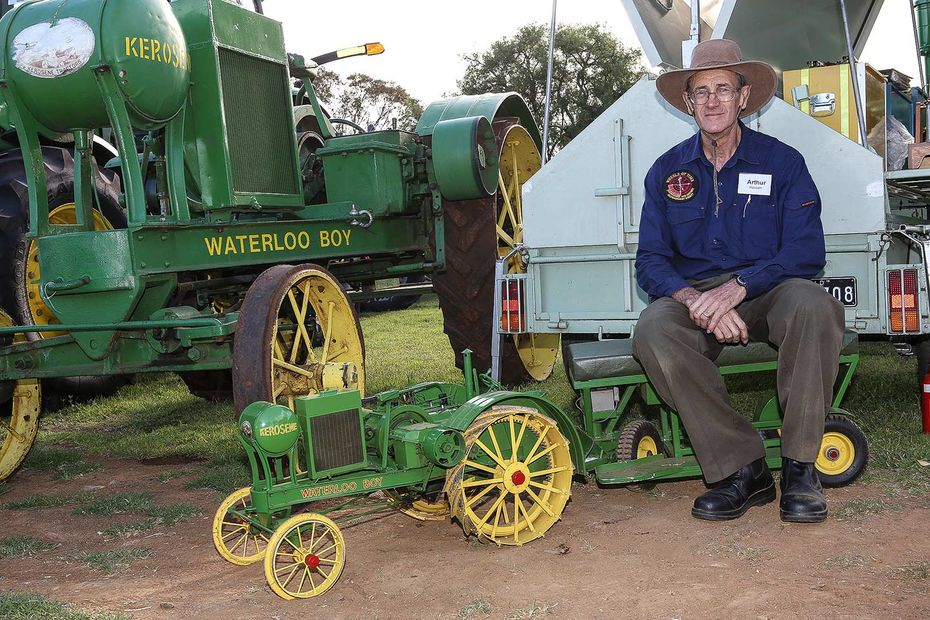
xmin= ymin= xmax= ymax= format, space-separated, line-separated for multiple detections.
xmin=681 ymin=0 xmax=700 ymax=68
xmin=490 ymin=259 xmax=504 ymax=382
xmin=840 ymin=0 xmax=868 ymax=147
xmin=912 ymin=0 xmax=928 ymax=94
xmin=541 ymin=0 xmax=557 ymax=164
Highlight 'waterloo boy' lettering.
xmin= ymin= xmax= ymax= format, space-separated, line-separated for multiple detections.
xmin=203 ymin=230 xmax=351 ymax=257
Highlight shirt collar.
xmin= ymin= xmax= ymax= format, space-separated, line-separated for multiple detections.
xmin=682 ymin=120 xmax=761 ymax=167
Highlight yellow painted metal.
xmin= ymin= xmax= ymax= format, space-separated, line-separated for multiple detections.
xmin=212 ymin=486 xmax=269 ymax=565
xmin=384 ymin=490 xmax=450 ymax=521
xmin=816 ymin=431 xmax=856 ymax=476
xmin=0 ymin=310 xmax=41 ymax=480
xmin=24 ymin=203 xmax=114 ymax=338
xmin=264 ymin=513 xmax=346 ymax=599
xmin=496 ymin=125 xmax=559 ymax=381
xmin=271 ymin=267 xmax=365 ymax=409
xmin=636 ymin=436 xmax=659 ymax=459
xmin=445 ymin=406 xmax=573 ymax=546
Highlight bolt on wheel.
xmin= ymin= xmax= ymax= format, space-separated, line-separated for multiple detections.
xmin=232 ymin=264 xmax=365 ymax=415
xmin=445 ymin=406 xmax=573 ymax=545
xmin=0 ymin=310 xmax=41 ymax=481
xmin=212 ymin=486 xmax=270 ymax=565
xmin=264 ymin=513 xmax=346 ymax=600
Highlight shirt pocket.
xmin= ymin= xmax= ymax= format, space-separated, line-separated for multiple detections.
xmin=740 ymin=200 xmax=778 ymax=259
xmin=666 ymin=205 xmax=705 ymax=254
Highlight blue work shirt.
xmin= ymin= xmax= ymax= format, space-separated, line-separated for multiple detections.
xmin=635 ymin=122 xmax=825 ymax=299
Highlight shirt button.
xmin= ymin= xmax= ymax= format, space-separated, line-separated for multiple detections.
xmin=713 ymin=239 xmax=719 ymax=245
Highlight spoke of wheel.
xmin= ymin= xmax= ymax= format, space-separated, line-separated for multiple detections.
xmin=464 ymin=459 xmax=497 ymax=475
xmin=279 ymin=563 xmax=301 ymax=587
xmin=496 ymin=225 xmax=516 ymax=248
xmin=297 ymin=565 xmax=309 ymax=594
xmin=286 ymin=290 xmax=308 ymax=364
xmin=474 ymin=438 xmax=507 ymax=469
xmin=320 ymin=301 xmax=336 ymax=363
xmin=273 ymin=336 xmax=286 ymax=364
xmin=306 ymin=522 xmax=317 ymax=555
xmin=317 ymin=565 xmax=332 ymax=582
xmin=513 ymin=496 xmax=520 ymax=543
xmin=516 ymin=495 xmax=537 ymax=533
xmin=318 ymin=557 xmax=337 ymax=565
xmin=326 ymin=345 xmax=349 ymax=360
xmin=461 ymin=477 xmax=503 ymax=489
xmin=508 ymin=415 xmax=517 ymax=460
xmin=464 ymin=481 xmax=498 ymax=507
xmin=491 ymin=499 xmax=503 ymax=539
xmin=497 ymin=170 xmax=519 ymax=233
xmin=273 ymin=383 xmax=287 ymax=398
xmin=524 ymin=425 xmax=552 ymax=464
xmin=527 ymin=465 xmax=569 ymax=478
xmin=228 ymin=531 xmax=248 ymax=553
xmin=272 ymin=357 xmax=315 ymax=378
xmin=527 ymin=442 xmax=559 ymax=466
xmin=513 ymin=415 xmax=528 ymax=459
xmin=311 ymin=538 xmax=335 ymax=557
xmin=307 ymin=565 xmax=317 ymax=593
xmin=287 ymin=395 xmax=295 ymax=411
xmin=476 ymin=491 xmax=507 ymax=528
xmin=0 ymin=418 xmax=22 ymax=440
xmin=524 ymin=487 xmax=555 ymax=517
xmin=510 ymin=144 xmax=523 ymax=229
xmin=221 ymin=525 xmax=247 ymax=541
xmin=528 ymin=480 xmax=563 ymax=494
xmin=487 ymin=424 xmax=508 ymax=462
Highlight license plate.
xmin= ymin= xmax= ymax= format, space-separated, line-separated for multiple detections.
xmin=813 ymin=277 xmax=857 ymax=307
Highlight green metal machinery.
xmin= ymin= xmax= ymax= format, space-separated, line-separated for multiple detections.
xmin=216 ymin=333 xmax=868 ymax=599
xmin=0 ymin=0 xmax=558 ymax=480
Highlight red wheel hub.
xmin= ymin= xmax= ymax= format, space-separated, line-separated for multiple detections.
xmin=511 ymin=470 xmax=526 ymax=486
xmin=305 ymin=554 xmax=320 ymax=568
xmin=826 ymin=447 xmax=840 ymax=460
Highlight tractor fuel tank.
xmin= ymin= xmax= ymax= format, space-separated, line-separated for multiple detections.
xmin=0 ymin=0 xmax=190 ymax=133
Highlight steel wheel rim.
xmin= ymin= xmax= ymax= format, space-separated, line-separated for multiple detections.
xmin=636 ymin=436 xmax=658 ymax=458
xmin=0 ymin=310 xmax=41 ymax=480
xmin=24 ymin=203 xmax=113 ymax=338
xmin=496 ymin=125 xmax=560 ymax=381
xmin=816 ymin=431 xmax=855 ymax=476
xmin=270 ymin=267 xmax=365 ymax=409
xmin=450 ymin=407 xmax=572 ymax=545
xmin=212 ymin=486 xmax=269 ymax=565
xmin=265 ymin=513 xmax=345 ymax=599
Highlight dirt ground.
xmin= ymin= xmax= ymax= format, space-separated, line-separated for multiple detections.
xmin=2 ymin=457 xmax=929 ymax=620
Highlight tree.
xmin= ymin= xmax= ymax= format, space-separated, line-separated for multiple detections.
xmin=458 ymin=23 xmax=646 ymax=157
xmin=310 ymin=70 xmax=423 ymax=133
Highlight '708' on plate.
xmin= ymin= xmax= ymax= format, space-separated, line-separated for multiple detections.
xmin=813 ymin=277 xmax=857 ymax=307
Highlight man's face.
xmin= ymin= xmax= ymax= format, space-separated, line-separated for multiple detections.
xmin=682 ymin=69 xmax=751 ymax=135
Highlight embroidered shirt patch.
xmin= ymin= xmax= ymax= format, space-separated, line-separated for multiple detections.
xmin=665 ymin=171 xmax=697 ymax=201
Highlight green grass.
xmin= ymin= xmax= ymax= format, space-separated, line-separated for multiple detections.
xmin=455 ymin=598 xmax=492 ymax=619
xmin=0 ymin=593 xmax=127 ymax=620
xmin=72 ymin=548 xmax=153 ymax=573
xmin=72 ymin=492 xmax=155 ymax=516
xmin=99 ymin=519 xmax=157 ymax=539
xmin=896 ymin=560 xmax=930 ymax=580
xmin=22 ymin=445 xmax=100 ymax=480
xmin=833 ymin=497 xmax=898 ymax=521
xmin=6 ymin=494 xmax=69 ymax=510
xmin=0 ymin=535 xmax=57 ymax=558
xmin=23 ymin=304 xmax=930 ymax=494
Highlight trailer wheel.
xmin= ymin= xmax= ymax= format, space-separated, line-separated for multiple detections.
xmin=445 ymin=406 xmax=573 ymax=545
xmin=616 ymin=419 xmax=664 ymax=461
xmin=0 ymin=147 xmax=128 ymax=398
xmin=0 ymin=310 xmax=41 ymax=481
xmin=212 ymin=486 xmax=270 ymax=565
xmin=433 ymin=121 xmax=559 ymax=385
xmin=264 ymin=512 xmax=346 ymax=600
xmin=816 ymin=413 xmax=868 ymax=487
xmin=231 ymin=264 xmax=365 ymax=416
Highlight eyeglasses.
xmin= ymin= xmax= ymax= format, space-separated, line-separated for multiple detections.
xmin=688 ymin=85 xmax=742 ymax=105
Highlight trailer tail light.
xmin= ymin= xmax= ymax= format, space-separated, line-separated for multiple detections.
xmin=888 ymin=268 xmax=920 ymax=333
xmin=499 ymin=277 xmax=526 ymax=333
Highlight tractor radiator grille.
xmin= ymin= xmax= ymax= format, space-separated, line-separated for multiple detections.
xmin=310 ymin=409 xmax=364 ymax=472
xmin=218 ymin=47 xmax=299 ymax=196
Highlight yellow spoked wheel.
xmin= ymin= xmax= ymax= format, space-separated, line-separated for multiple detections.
xmin=232 ymin=264 xmax=365 ymax=415
xmin=23 ymin=203 xmax=114 ymax=338
xmin=0 ymin=310 xmax=41 ymax=480
xmin=815 ymin=413 xmax=868 ymax=487
xmin=212 ymin=487 xmax=270 ymax=565
xmin=264 ymin=513 xmax=346 ymax=600
xmin=496 ymin=125 xmax=559 ymax=381
xmin=445 ymin=406 xmax=573 ymax=546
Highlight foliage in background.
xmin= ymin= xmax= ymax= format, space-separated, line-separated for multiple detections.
xmin=310 ymin=67 xmax=423 ymax=132
xmin=458 ymin=23 xmax=646 ymax=158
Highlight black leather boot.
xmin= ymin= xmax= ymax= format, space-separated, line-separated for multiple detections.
xmin=692 ymin=457 xmax=775 ymax=521
xmin=780 ymin=458 xmax=827 ymax=523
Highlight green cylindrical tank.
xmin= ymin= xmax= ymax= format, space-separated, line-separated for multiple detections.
xmin=0 ymin=0 xmax=190 ymax=132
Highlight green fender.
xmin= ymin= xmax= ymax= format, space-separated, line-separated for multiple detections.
xmin=416 ymin=92 xmax=542 ymax=153
xmin=443 ymin=390 xmax=589 ymax=473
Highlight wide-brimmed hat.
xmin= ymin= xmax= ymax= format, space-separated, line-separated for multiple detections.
xmin=656 ymin=39 xmax=776 ymax=118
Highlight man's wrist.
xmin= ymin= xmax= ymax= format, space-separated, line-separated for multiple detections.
xmin=671 ymin=286 xmax=701 ymax=306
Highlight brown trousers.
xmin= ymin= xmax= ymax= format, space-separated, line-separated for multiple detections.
xmin=632 ymin=277 xmax=845 ymax=483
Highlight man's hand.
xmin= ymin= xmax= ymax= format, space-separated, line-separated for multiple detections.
xmin=710 ymin=309 xmax=749 ymax=344
xmin=688 ymin=278 xmax=747 ymax=331
xmin=671 ymin=286 xmax=702 ymax=308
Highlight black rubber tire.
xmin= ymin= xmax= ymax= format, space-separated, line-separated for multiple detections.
xmin=358 ymin=275 xmax=425 ymax=313
xmin=816 ymin=414 xmax=869 ymax=488
xmin=432 ymin=120 xmax=533 ymax=386
xmin=616 ymin=419 xmax=664 ymax=461
xmin=0 ymin=147 xmax=129 ymax=398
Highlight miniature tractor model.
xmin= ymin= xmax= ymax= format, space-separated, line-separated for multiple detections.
xmin=0 ymin=0 xmax=557 ymax=481
xmin=217 ymin=337 xmax=868 ymax=599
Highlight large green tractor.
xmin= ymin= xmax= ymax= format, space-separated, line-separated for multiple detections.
xmin=0 ymin=0 xmax=558 ymax=480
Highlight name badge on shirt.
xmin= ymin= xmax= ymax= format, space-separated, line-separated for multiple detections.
xmin=738 ymin=173 xmax=772 ymax=196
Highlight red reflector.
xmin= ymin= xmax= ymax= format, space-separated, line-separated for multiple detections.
xmin=889 ymin=270 xmax=903 ymax=333
xmin=499 ymin=279 xmax=525 ymax=332
xmin=904 ymin=269 xmax=919 ymax=331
